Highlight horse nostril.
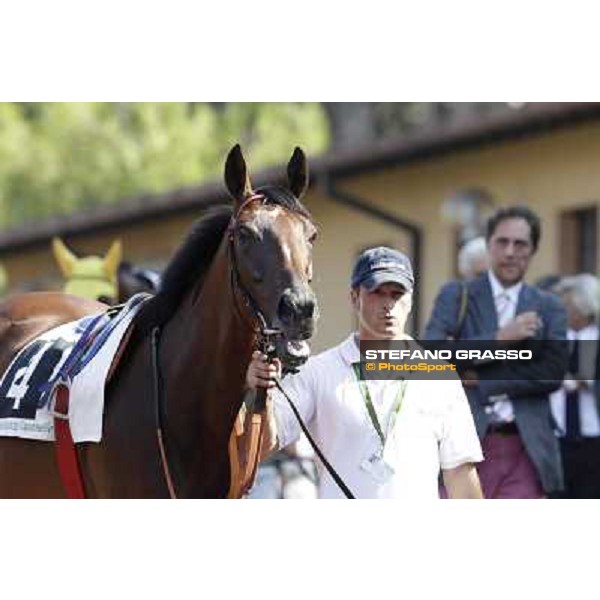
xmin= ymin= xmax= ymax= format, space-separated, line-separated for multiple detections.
xmin=278 ymin=289 xmax=316 ymax=327
xmin=300 ymin=299 xmax=315 ymax=320
xmin=278 ymin=292 xmax=296 ymax=325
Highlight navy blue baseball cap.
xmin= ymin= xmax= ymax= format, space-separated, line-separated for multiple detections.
xmin=351 ymin=247 xmax=414 ymax=292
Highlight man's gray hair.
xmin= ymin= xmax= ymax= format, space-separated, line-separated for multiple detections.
xmin=555 ymin=274 xmax=600 ymax=321
xmin=458 ymin=237 xmax=489 ymax=279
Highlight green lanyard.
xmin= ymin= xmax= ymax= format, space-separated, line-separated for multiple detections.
xmin=351 ymin=363 xmax=407 ymax=449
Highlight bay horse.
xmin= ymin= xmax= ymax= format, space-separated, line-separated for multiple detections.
xmin=0 ymin=144 xmax=318 ymax=498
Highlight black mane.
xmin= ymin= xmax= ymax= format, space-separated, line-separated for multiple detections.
xmin=135 ymin=185 xmax=310 ymax=331
xmin=158 ymin=204 xmax=233 ymax=314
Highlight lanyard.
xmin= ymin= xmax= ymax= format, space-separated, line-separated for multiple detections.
xmin=351 ymin=363 xmax=407 ymax=449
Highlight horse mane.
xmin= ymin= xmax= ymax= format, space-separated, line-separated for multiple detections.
xmin=134 ymin=185 xmax=310 ymax=334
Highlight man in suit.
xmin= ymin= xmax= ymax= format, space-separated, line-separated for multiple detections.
xmin=425 ymin=206 xmax=567 ymax=498
xmin=550 ymin=274 xmax=600 ymax=498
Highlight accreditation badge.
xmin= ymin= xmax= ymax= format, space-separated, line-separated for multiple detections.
xmin=360 ymin=449 xmax=395 ymax=484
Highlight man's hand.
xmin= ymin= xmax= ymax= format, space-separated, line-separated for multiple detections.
xmin=496 ymin=311 xmax=542 ymax=342
xmin=246 ymin=350 xmax=282 ymax=390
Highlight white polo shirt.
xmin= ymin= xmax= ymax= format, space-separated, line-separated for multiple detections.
xmin=272 ymin=333 xmax=483 ymax=499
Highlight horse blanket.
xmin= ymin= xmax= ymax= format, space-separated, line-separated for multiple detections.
xmin=0 ymin=294 xmax=149 ymax=442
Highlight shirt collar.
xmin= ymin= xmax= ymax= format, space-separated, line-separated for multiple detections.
xmin=338 ymin=332 xmax=361 ymax=366
xmin=487 ymin=269 xmax=522 ymax=304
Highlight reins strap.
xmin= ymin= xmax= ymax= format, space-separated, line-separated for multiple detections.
xmin=274 ymin=379 xmax=356 ymax=499
xmin=156 ymin=427 xmax=177 ymax=499
xmin=52 ymin=383 xmax=86 ymax=499
xmin=151 ymin=327 xmax=177 ymax=499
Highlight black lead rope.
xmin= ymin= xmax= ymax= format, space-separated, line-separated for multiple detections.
xmin=273 ymin=378 xmax=356 ymax=499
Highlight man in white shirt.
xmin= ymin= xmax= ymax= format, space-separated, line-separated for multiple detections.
xmin=247 ymin=247 xmax=484 ymax=499
xmin=550 ymin=274 xmax=600 ymax=498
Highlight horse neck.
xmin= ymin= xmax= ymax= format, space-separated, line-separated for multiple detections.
xmin=158 ymin=240 xmax=256 ymax=496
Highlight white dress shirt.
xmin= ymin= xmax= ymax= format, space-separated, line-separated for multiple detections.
xmin=486 ymin=270 xmax=523 ymax=423
xmin=550 ymin=324 xmax=600 ymax=438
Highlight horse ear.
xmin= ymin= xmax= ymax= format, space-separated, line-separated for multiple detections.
xmin=103 ymin=240 xmax=123 ymax=282
xmin=52 ymin=237 xmax=77 ymax=278
xmin=224 ymin=144 xmax=253 ymax=204
xmin=287 ymin=147 xmax=309 ymax=199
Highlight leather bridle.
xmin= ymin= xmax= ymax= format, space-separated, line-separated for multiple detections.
xmin=226 ymin=193 xmax=283 ymax=357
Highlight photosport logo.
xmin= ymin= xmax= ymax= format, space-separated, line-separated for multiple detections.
xmin=358 ymin=339 xmax=576 ymax=381
xmin=364 ymin=359 xmax=458 ymax=374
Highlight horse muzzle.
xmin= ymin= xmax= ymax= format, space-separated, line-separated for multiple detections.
xmin=276 ymin=287 xmax=317 ymax=341
xmin=269 ymin=287 xmax=318 ymax=373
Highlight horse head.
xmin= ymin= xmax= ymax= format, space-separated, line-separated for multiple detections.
xmin=224 ymin=145 xmax=318 ymax=372
xmin=52 ymin=237 xmax=122 ymax=304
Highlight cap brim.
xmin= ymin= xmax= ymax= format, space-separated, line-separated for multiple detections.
xmin=361 ymin=271 xmax=413 ymax=293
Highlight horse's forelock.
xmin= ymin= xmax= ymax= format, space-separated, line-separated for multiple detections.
xmin=254 ymin=185 xmax=312 ymax=221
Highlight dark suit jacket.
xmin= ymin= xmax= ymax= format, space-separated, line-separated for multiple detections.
xmin=424 ymin=272 xmax=568 ymax=493
xmin=595 ymin=332 xmax=600 ymax=409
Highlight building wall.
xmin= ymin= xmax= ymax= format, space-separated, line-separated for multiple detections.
xmin=1 ymin=121 xmax=599 ymax=355
xmin=1 ymin=210 xmax=200 ymax=292
xmin=303 ymin=121 xmax=600 ymax=351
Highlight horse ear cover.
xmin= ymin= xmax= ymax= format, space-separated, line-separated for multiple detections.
xmin=103 ymin=240 xmax=123 ymax=282
xmin=52 ymin=237 xmax=77 ymax=278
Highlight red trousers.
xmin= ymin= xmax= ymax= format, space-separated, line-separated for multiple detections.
xmin=476 ymin=432 xmax=544 ymax=499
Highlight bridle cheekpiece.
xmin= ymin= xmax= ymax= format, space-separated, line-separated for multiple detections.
xmin=227 ymin=193 xmax=282 ymax=358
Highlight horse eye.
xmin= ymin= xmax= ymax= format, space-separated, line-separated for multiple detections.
xmin=308 ymin=232 xmax=317 ymax=245
xmin=238 ymin=226 xmax=257 ymax=245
